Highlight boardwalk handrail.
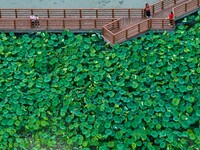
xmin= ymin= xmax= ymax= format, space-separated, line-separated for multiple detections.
xmin=103 ymin=18 xmax=122 ymax=34
xmin=146 ymin=0 xmax=183 ymax=15
xmin=103 ymin=0 xmax=200 ymax=44
xmin=0 ymin=1 xmax=182 ymax=19
xmin=103 ymin=18 xmax=175 ymax=44
xmin=0 ymin=8 xmax=144 ymax=18
xmin=0 ymin=18 xmax=117 ymax=30
xmin=173 ymin=0 xmax=200 ymax=18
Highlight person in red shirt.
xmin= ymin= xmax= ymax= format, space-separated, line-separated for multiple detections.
xmin=168 ymin=11 xmax=174 ymax=26
xmin=145 ymin=3 xmax=152 ymax=18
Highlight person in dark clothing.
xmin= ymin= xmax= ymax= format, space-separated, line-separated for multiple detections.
xmin=145 ymin=3 xmax=152 ymax=18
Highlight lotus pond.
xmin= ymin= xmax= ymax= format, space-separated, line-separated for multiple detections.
xmin=0 ymin=13 xmax=200 ymax=150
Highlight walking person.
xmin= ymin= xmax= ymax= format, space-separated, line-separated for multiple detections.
xmin=145 ymin=3 xmax=152 ymax=18
xmin=167 ymin=11 xmax=174 ymax=26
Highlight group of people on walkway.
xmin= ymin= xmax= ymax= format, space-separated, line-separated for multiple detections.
xmin=30 ymin=15 xmax=40 ymax=28
xmin=145 ymin=3 xmax=174 ymax=26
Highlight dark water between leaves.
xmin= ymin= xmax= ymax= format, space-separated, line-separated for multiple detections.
xmin=0 ymin=0 xmax=160 ymax=8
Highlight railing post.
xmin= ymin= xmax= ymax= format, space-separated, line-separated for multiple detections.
xmin=148 ymin=19 xmax=152 ymax=29
xmin=15 ymin=9 xmax=17 ymax=18
xmin=141 ymin=9 xmax=144 ymax=18
xmin=112 ymin=9 xmax=114 ymax=18
xmin=162 ymin=19 xmax=164 ymax=28
xmin=31 ymin=9 xmax=33 ymax=15
xmin=162 ymin=1 xmax=164 ymax=9
xmin=172 ymin=19 xmax=175 ymax=28
xmin=47 ymin=9 xmax=50 ymax=18
xmin=128 ymin=9 xmax=130 ymax=18
xmin=117 ymin=20 xmax=120 ymax=29
xmin=0 ymin=10 xmax=1 ymax=18
xmin=64 ymin=10 xmax=66 ymax=18
xmin=152 ymin=5 xmax=155 ymax=14
xmin=14 ymin=20 xmax=16 ymax=29
xmin=102 ymin=27 xmax=105 ymax=35
xmin=80 ymin=10 xmax=82 ymax=18
xmin=63 ymin=20 xmax=65 ymax=28
xmin=113 ymin=35 xmax=115 ymax=44
xmin=174 ymin=0 xmax=176 ymax=4
xmin=138 ymin=24 xmax=140 ymax=33
xmin=96 ymin=9 xmax=98 ymax=18
xmin=47 ymin=20 xmax=49 ymax=29
xmin=79 ymin=20 xmax=81 ymax=29
xmin=126 ymin=30 xmax=128 ymax=39
xmin=185 ymin=3 xmax=187 ymax=12
xmin=30 ymin=20 xmax=32 ymax=28
xmin=94 ymin=20 xmax=97 ymax=28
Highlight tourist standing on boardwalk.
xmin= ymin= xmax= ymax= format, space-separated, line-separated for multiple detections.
xmin=35 ymin=15 xmax=40 ymax=28
xmin=168 ymin=11 xmax=174 ymax=26
xmin=145 ymin=3 xmax=152 ymax=18
xmin=30 ymin=15 xmax=36 ymax=28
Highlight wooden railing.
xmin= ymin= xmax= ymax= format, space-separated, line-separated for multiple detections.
xmin=0 ymin=8 xmax=144 ymax=18
xmin=0 ymin=18 xmax=117 ymax=30
xmin=103 ymin=0 xmax=200 ymax=44
xmin=150 ymin=0 xmax=183 ymax=14
xmin=173 ymin=0 xmax=200 ymax=18
xmin=103 ymin=18 xmax=175 ymax=44
xmin=0 ymin=0 xmax=183 ymax=19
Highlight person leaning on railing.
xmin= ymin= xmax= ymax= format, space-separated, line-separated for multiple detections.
xmin=167 ymin=11 xmax=174 ymax=26
xmin=35 ymin=15 xmax=40 ymax=28
xmin=145 ymin=3 xmax=152 ymax=18
xmin=30 ymin=15 xmax=36 ymax=28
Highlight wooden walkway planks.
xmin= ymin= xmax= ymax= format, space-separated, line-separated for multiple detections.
xmin=0 ymin=0 xmax=199 ymax=44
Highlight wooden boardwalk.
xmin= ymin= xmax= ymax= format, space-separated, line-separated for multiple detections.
xmin=0 ymin=0 xmax=199 ymax=44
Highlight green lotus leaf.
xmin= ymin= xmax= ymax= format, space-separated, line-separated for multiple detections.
xmin=12 ymin=94 xmax=20 ymax=100
xmin=116 ymin=143 xmax=124 ymax=150
xmin=87 ymin=116 xmax=95 ymax=122
xmin=132 ymin=82 xmax=138 ymax=88
xmin=160 ymin=141 xmax=166 ymax=148
xmin=107 ymin=91 xmax=115 ymax=97
xmin=91 ymin=34 xmax=98 ymax=42
xmin=49 ymin=58 xmax=58 ymax=65
xmin=181 ymin=121 xmax=190 ymax=129
xmin=50 ymin=34 xmax=57 ymax=40
xmin=115 ymin=131 xmax=123 ymax=139
xmin=107 ymin=141 xmax=115 ymax=148
xmin=104 ymin=122 xmax=111 ymax=129
xmin=196 ymin=110 xmax=200 ymax=116
xmin=172 ymin=98 xmax=180 ymax=106
xmin=77 ymin=79 xmax=85 ymax=86
xmin=188 ymin=96 xmax=195 ymax=103
xmin=7 ymin=120 xmax=14 ymax=126
xmin=136 ymin=140 xmax=142 ymax=147
xmin=44 ymin=75 xmax=51 ymax=83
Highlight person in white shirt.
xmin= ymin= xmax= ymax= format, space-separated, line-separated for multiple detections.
xmin=35 ymin=15 xmax=40 ymax=28
xmin=30 ymin=15 xmax=36 ymax=28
